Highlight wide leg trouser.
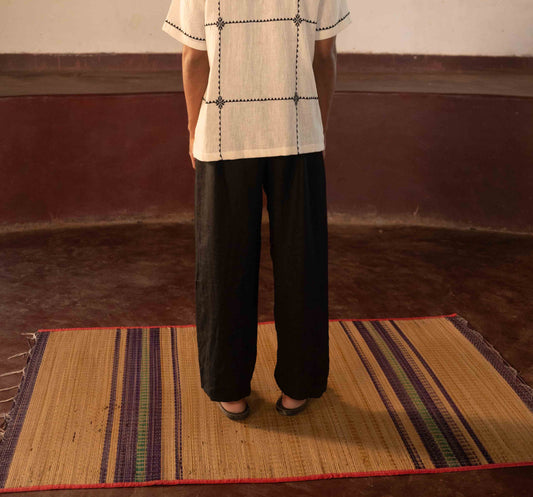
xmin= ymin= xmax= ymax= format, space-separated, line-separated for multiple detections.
xmin=194 ymin=151 xmax=329 ymax=402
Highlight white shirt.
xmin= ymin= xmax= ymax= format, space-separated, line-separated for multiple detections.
xmin=162 ymin=0 xmax=352 ymax=162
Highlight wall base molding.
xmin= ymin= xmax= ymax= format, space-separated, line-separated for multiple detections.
xmin=1 ymin=52 xmax=533 ymax=73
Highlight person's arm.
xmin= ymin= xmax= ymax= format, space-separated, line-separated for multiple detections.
xmin=162 ymin=0 xmax=209 ymax=168
xmin=313 ymin=36 xmax=337 ymax=158
xmin=182 ymin=46 xmax=210 ymax=169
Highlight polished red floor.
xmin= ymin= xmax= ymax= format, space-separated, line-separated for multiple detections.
xmin=1 ymin=221 xmax=532 ymax=496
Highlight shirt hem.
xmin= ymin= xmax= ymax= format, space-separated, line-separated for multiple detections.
xmin=315 ymin=12 xmax=353 ymax=40
xmin=162 ymin=22 xmax=208 ymax=51
xmin=193 ymin=143 xmax=325 ymax=162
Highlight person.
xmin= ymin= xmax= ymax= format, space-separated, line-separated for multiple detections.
xmin=162 ymin=1 xmax=352 ymax=420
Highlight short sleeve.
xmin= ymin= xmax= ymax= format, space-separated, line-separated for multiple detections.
xmin=315 ymin=0 xmax=352 ymax=40
xmin=162 ymin=0 xmax=207 ymax=50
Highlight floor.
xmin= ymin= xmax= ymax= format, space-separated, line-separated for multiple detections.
xmin=0 ymin=220 xmax=532 ymax=496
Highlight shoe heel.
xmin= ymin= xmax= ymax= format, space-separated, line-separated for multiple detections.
xmin=218 ymin=401 xmax=250 ymax=420
xmin=275 ymin=395 xmax=309 ymax=416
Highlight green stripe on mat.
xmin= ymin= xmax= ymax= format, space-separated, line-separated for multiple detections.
xmin=135 ymin=328 xmax=150 ymax=481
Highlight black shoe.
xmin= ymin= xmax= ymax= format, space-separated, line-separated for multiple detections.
xmin=275 ymin=395 xmax=309 ymax=416
xmin=218 ymin=401 xmax=250 ymax=420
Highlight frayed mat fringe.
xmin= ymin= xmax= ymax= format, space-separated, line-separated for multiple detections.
xmin=0 ymin=332 xmax=37 ymax=442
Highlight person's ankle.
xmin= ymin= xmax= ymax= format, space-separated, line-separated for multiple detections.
xmin=281 ymin=393 xmax=307 ymax=409
xmin=220 ymin=398 xmax=247 ymax=413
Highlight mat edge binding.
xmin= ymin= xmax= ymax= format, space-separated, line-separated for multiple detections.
xmin=449 ymin=314 xmax=533 ymax=411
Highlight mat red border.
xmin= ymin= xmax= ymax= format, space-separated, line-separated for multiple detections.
xmin=1 ymin=460 xmax=533 ymax=494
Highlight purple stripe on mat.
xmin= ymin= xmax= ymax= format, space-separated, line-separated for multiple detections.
xmin=446 ymin=315 xmax=533 ymax=412
xmin=354 ymin=320 xmax=450 ymax=468
xmin=146 ymin=328 xmax=162 ymax=481
xmin=372 ymin=320 xmax=476 ymax=467
xmin=114 ymin=328 xmax=142 ymax=482
xmin=99 ymin=328 xmax=122 ymax=483
xmin=170 ymin=327 xmax=184 ymax=480
xmin=390 ymin=319 xmax=494 ymax=464
xmin=0 ymin=332 xmax=50 ymax=488
xmin=339 ymin=321 xmax=425 ymax=469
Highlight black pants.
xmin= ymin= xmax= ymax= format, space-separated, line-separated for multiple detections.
xmin=194 ymin=151 xmax=329 ymax=402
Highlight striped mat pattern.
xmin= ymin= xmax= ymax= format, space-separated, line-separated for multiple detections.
xmin=0 ymin=313 xmax=532 ymax=493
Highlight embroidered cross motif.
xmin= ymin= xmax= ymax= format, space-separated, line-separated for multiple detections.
xmin=293 ymin=92 xmax=301 ymax=105
xmin=216 ymin=16 xmax=225 ymax=31
xmin=215 ymin=96 xmax=226 ymax=109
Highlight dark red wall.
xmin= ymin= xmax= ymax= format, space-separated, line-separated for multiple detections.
xmin=1 ymin=54 xmax=532 ymax=232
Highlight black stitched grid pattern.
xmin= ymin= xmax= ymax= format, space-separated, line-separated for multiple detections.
xmin=164 ymin=1 xmax=351 ymax=161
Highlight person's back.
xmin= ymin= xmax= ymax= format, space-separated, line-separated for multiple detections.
xmin=162 ymin=0 xmax=352 ymax=420
xmin=163 ymin=0 xmax=352 ymax=162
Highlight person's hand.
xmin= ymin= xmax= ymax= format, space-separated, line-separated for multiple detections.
xmin=189 ymin=134 xmax=196 ymax=169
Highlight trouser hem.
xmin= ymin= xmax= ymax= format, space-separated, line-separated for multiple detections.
xmin=202 ymin=385 xmax=252 ymax=402
xmin=274 ymin=374 xmax=328 ymax=400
